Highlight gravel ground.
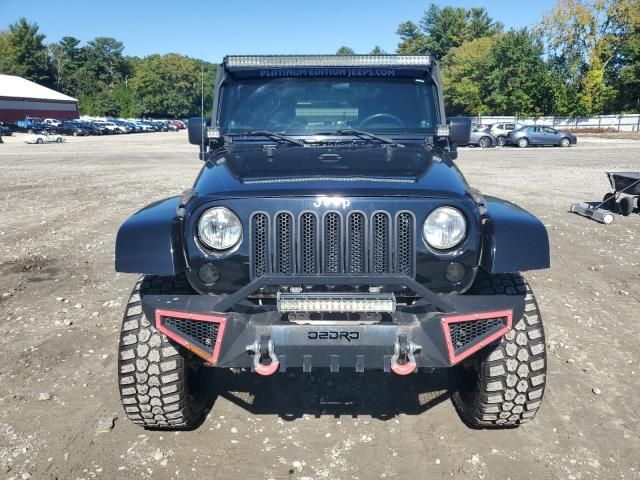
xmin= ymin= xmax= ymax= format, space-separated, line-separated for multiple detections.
xmin=0 ymin=132 xmax=639 ymax=480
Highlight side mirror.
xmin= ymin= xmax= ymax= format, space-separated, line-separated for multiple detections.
xmin=447 ymin=117 xmax=471 ymax=146
xmin=188 ymin=117 xmax=204 ymax=146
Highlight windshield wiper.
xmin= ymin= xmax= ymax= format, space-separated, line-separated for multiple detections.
xmin=314 ymin=129 xmax=403 ymax=147
xmin=242 ymin=130 xmax=305 ymax=147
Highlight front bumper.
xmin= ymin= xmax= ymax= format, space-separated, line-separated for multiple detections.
xmin=143 ymin=275 xmax=524 ymax=374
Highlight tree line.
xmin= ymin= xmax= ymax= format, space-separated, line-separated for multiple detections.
xmin=0 ymin=19 xmax=214 ymax=118
xmin=1 ymin=0 xmax=638 ymax=118
xmin=344 ymin=0 xmax=639 ymax=116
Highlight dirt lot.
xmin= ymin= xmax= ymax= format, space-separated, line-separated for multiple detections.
xmin=0 ymin=132 xmax=639 ymax=480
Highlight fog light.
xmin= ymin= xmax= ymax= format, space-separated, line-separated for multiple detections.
xmin=198 ymin=264 xmax=220 ymax=285
xmin=445 ymin=262 xmax=466 ymax=283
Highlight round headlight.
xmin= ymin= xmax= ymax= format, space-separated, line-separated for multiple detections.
xmin=423 ymin=207 xmax=466 ymax=250
xmin=197 ymin=207 xmax=242 ymax=251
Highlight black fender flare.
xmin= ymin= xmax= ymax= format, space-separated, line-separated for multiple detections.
xmin=480 ymin=196 xmax=550 ymax=273
xmin=115 ymin=196 xmax=186 ymax=276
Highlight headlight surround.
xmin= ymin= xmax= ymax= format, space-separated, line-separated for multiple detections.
xmin=423 ymin=207 xmax=467 ymax=251
xmin=197 ymin=207 xmax=242 ymax=251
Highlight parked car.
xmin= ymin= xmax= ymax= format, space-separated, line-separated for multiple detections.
xmin=111 ymin=120 xmax=135 ymax=133
xmin=93 ymin=121 xmax=126 ymax=134
xmin=43 ymin=118 xmax=63 ymax=127
xmin=13 ymin=118 xmax=49 ymax=133
xmin=75 ymin=121 xmax=103 ymax=135
xmin=25 ymin=132 xmax=65 ymax=144
xmin=506 ymin=125 xmax=577 ymax=148
xmin=489 ymin=123 xmax=523 ymax=146
xmin=133 ymin=121 xmax=155 ymax=132
xmin=0 ymin=123 xmax=13 ymax=136
xmin=466 ymin=126 xmax=497 ymax=148
xmin=56 ymin=121 xmax=89 ymax=136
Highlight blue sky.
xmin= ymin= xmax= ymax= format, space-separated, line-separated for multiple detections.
xmin=0 ymin=0 xmax=555 ymax=62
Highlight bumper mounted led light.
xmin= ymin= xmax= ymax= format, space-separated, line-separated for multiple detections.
xmin=277 ymin=292 xmax=396 ymax=313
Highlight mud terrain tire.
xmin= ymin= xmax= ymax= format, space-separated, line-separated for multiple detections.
xmin=118 ymin=276 xmax=207 ymax=429
xmin=450 ymin=271 xmax=547 ymax=428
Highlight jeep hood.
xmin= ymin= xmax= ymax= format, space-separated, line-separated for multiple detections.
xmin=193 ymin=144 xmax=471 ymax=198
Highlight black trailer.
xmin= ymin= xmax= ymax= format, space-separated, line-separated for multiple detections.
xmin=602 ymin=172 xmax=640 ymax=216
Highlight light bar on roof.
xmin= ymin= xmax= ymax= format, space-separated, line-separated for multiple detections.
xmin=225 ymin=55 xmax=431 ymax=69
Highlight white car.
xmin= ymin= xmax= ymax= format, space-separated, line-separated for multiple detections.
xmin=489 ymin=122 xmax=524 ymax=146
xmin=43 ymin=118 xmax=62 ymax=127
xmin=93 ymin=121 xmax=126 ymax=134
xmin=25 ymin=132 xmax=65 ymax=144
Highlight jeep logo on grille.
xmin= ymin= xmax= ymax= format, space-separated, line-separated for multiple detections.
xmin=313 ymin=196 xmax=351 ymax=208
xmin=307 ymin=331 xmax=360 ymax=342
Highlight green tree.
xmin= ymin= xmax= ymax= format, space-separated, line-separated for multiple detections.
xmin=397 ymin=4 xmax=502 ymax=58
xmin=0 ymin=18 xmax=50 ymax=84
xmin=485 ymin=29 xmax=551 ymax=116
xmin=132 ymin=54 xmax=202 ymax=118
xmin=610 ymin=0 xmax=640 ymax=111
xmin=48 ymin=36 xmax=82 ymax=94
xmin=540 ymin=0 xmax=634 ymax=113
xmin=441 ymin=35 xmax=499 ymax=115
xmin=336 ymin=46 xmax=355 ymax=55
xmin=370 ymin=46 xmax=386 ymax=55
xmin=83 ymin=37 xmax=127 ymax=90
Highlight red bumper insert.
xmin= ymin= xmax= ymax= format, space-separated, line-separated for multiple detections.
xmin=155 ymin=309 xmax=227 ymax=364
xmin=441 ymin=309 xmax=512 ymax=365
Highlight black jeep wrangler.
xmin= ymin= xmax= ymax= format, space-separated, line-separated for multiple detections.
xmin=115 ymin=55 xmax=550 ymax=429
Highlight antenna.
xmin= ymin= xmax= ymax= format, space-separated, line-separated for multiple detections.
xmin=200 ymin=56 xmax=205 ymax=159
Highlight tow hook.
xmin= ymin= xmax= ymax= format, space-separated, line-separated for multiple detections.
xmin=246 ymin=336 xmax=279 ymax=376
xmin=390 ymin=334 xmax=420 ymax=375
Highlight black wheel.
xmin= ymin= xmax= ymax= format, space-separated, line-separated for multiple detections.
xmin=602 ymin=193 xmax=615 ymax=210
xmin=36 ymin=138 xmax=43 ymax=144
xmin=118 ymin=275 xmax=208 ymax=429
xmin=620 ymin=196 xmax=634 ymax=216
xmin=496 ymin=136 xmax=506 ymax=147
xmin=56 ymin=137 xmax=63 ymax=143
xmin=450 ymin=271 xmax=547 ymax=428
xmin=517 ymin=138 xmax=529 ymax=148
xmin=560 ymin=137 xmax=571 ymax=147
xmin=478 ymin=136 xmax=492 ymax=148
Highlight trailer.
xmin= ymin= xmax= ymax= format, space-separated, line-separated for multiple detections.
xmin=570 ymin=172 xmax=640 ymax=224
xmin=602 ymin=172 xmax=640 ymax=216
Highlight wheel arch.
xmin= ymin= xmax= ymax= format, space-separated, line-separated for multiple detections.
xmin=115 ymin=196 xmax=187 ymax=276
xmin=480 ymin=196 xmax=550 ymax=273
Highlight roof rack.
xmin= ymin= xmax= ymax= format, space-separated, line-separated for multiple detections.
xmin=224 ymin=54 xmax=432 ymax=69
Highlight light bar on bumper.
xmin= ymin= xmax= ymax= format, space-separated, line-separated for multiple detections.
xmin=224 ymin=55 xmax=432 ymax=69
xmin=277 ymin=292 xmax=396 ymax=313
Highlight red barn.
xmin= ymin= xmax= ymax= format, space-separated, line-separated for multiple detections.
xmin=0 ymin=74 xmax=79 ymax=122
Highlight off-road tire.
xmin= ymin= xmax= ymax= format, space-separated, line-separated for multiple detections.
xmin=118 ymin=275 xmax=207 ymax=429
xmin=450 ymin=271 xmax=547 ymax=428
xmin=620 ymin=196 xmax=634 ymax=216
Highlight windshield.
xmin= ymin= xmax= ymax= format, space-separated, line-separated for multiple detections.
xmin=219 ymin=77 xmax=439 ymax=136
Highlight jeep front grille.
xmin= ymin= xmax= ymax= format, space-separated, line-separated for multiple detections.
xmin=250 ymin=210 xmax=415 ymax=278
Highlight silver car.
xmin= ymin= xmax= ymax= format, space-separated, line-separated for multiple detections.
xmin=506 ymin=125 xmax=577 ymax=148
xmin=466 ymin=126 xmax=497 ymax=148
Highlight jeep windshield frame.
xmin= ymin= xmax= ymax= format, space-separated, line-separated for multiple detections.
xmin=217 ymin=75 xmax=441 ymax=138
